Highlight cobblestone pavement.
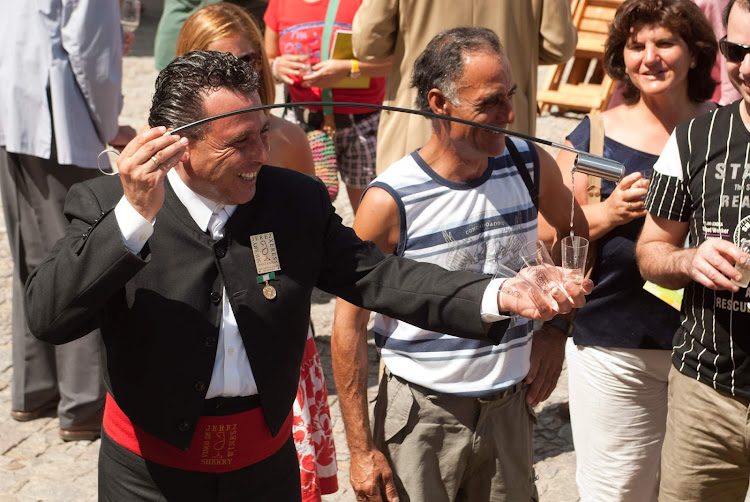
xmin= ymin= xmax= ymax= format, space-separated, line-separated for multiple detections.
xmin=0 ymin=3 xmax=583 ymax=500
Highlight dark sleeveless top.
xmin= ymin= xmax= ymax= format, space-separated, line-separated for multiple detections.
xmin=568 ymin=117 xmax=679 ymax=349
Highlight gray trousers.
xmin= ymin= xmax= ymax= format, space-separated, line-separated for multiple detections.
xmin=373 ymin=371 xmax=539 ymax=502
xmin=0 ymin=146 xmax=105 ymax=428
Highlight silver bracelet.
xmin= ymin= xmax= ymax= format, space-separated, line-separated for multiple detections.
xmin=270 ymin=58 xmax=283 ymax=84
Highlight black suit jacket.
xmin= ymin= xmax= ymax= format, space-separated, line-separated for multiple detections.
xmin=25 ymin=166 xmax=508 ymax=449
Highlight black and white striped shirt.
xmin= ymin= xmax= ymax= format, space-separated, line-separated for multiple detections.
xmin=646 ymin=101 xmax=750 ymax=398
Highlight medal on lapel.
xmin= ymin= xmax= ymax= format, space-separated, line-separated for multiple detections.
xmin=257 ymin=272 xmax=277 ymax=300
xmin=250 ymin=232 xmax=280 ymax=300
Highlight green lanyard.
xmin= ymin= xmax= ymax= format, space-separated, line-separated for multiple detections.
xmin=320 ymin=0 xmax=341 ymax=117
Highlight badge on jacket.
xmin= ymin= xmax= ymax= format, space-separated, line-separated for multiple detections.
xmin=250 ymin=232 xmax=280 ymax=300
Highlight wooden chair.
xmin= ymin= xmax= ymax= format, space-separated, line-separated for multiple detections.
xmin=537 ymin=0 xmax=624 ymax=114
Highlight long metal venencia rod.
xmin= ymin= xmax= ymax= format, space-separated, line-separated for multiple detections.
xmin=165 ymin=101 xmax=624 ymax=182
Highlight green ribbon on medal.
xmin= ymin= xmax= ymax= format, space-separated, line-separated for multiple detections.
xmin=256 ymin=272 xmax=276 ymax=284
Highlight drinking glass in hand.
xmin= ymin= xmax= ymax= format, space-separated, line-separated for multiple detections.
xmin=494 ymin=262 xmax=556 ymax=315
xmin=561 ymin=235 xmax=589 ymax=286
xmin=733 ymin=239 xmax=750 ymax=288
xmin=120 ymin=0 xmax=141 ymax=33
xmin=518 ymin=240 xmax=566 ymax=296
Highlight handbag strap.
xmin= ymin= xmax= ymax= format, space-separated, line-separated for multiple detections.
xmin=586 ymin=113 xmax=604 ymax=204
xmin=320 ymin=0 xmax=341 ymax=118
xmin=505 ymin=137 xmax=539 ymax=212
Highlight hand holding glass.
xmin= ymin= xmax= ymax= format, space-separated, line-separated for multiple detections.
xmin=494 ymin=262 xmax=557 ymax=317
xmin=518 ymin=240 xmax=568 ymax=298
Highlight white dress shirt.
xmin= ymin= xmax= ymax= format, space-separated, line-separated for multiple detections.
xmin=115 ymin=169 xmax=258 ymax=397
xmin=113 ymin=169 xmax=506 ymax=398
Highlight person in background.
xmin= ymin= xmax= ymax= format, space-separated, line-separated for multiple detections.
xmin=0 ymin=0 xmax=136 ymax=441
xmin=692 ymin=0 xmax=741 ymax=104
xmin=332 ymin=27 xmax=589 ymax=502
xmin=264 ymin=0 xmax=391 ymax=212
xmin=155 ymin=0 xmax=269 ymax=72
xmin=607 ymin=0 xmax=739 ymax=109
xmin=176 ymin=5 xmax=332 ymax=500
xmin=636 ymin=0 xmax=750 ymax=499
xmin=155 ymin=0 xmax=218 ymax=71
xmin=543 ymin=1 xmax=718 ymax=500
xmin=351 ymin=0 xmax=577 ymax=175
xmin=120 ymin=0 xmax=136 ymax=57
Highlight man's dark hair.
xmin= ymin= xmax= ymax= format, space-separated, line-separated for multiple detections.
xmin=148 ymin=50 xmax=259 ymax=140
xmin=411 ymin=27 xmax=505 ymax=113
xmin=724 ymin=0 xmax=750 ymax=28
xmin=604 ymin=0 xmax=717 ymax=105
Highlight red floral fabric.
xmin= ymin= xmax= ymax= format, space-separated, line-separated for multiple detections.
xmin=294 ymin=327 xmax=338 ymax=501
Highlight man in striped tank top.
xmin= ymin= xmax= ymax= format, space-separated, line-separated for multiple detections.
xmin=331 ymin=28 xmax=588 ymax=502
xmin=637 ymin=1 xmax=750 ymax=499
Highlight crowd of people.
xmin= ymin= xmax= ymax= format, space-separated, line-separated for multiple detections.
xmin=3 ymin=0 xmax=750 ymax=501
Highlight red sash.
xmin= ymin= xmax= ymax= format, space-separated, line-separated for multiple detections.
xmin=103 ymin=394 xmax=292 ymax=473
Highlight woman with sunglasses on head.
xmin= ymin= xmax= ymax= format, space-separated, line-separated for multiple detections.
xmin=545 ymin=1 xmax=718 ymax=500
xmin=176 ymin=5 xmax=338 ymax=502
xmin=177 ymin=2 xmax=316 ymax=178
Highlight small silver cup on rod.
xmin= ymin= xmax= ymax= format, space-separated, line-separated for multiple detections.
xmin=573 ymin=153 xmax=625 ymax=183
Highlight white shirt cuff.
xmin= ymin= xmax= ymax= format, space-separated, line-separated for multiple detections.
xmin=114 ymin=196 xmax=154 ymax=254
xmin=480 ymin=278 xmax=510 ymax=323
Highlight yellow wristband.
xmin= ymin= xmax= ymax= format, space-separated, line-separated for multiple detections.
xmin=349 ymin=59 xmax=361 ymax=78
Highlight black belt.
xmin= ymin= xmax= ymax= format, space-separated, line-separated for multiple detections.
xmin=293 ymin=107 xmax=378 ymax=130
xmin=202 ymin=395 xmax=261 ymax=416
xmin=476 ymin=381 xmax=526 ymax=403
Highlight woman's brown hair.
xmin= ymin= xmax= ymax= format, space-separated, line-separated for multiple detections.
xmin=176 ymin=2 xmax=275 ymax=110
xmin=604 ymin=0 xmax=718 ymax=104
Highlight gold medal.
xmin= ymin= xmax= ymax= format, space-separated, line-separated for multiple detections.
xmin=257 ymin=272 xmax=277 ymax=300
xmin=263 ymin=283 xmax=277 ymax=300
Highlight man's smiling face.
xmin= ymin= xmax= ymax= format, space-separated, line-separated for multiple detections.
xmin=178 ymin=88 xmax=270 ymax=205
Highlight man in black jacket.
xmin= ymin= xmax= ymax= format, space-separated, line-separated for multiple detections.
xmin=24 ymin=51 xmax=589 ymax=501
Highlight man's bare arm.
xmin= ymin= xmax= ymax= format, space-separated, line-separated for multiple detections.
xmin=524 ymin=145 xmax=587 ymax=406
xmin=536 ymin=144 xmax=589 ymax=245
xmin=636 ymin=213 xmax=747 ymax=292
xmin=331 ymin=187 xmax=400 ymax=502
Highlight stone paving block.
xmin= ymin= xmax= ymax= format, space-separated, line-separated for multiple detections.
xmin=0 ymin=345 xmax=11 ymax=375
xmin=77 ymin=443 xmax=101 ymax=464
xmin=28 ymin=457 xmax=91 ymax=483
xmin=16 ymin=476 xmax=96 ymax=502
xmin=73 ymin=472 xmax=99 ymax=499
xmin=0 ymin=457 xmax=32 ymax=497
xmin=535 ymin=451 xmax=578 ymax=500
xmin=0 ymin=470 xmax=24 ymax=496
xmin=0 ymin=417 xmax=53 ymax=457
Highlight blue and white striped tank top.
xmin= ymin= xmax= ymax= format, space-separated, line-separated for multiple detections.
xmin=371 ymin=139 xmax=539 ymax=396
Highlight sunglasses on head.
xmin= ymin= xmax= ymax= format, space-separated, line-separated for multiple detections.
xmin=720 ymin=36 xmax=750 ymax=63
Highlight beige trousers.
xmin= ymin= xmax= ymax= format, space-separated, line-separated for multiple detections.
xmin=660 ymin=366 xmax=750 ymax=501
